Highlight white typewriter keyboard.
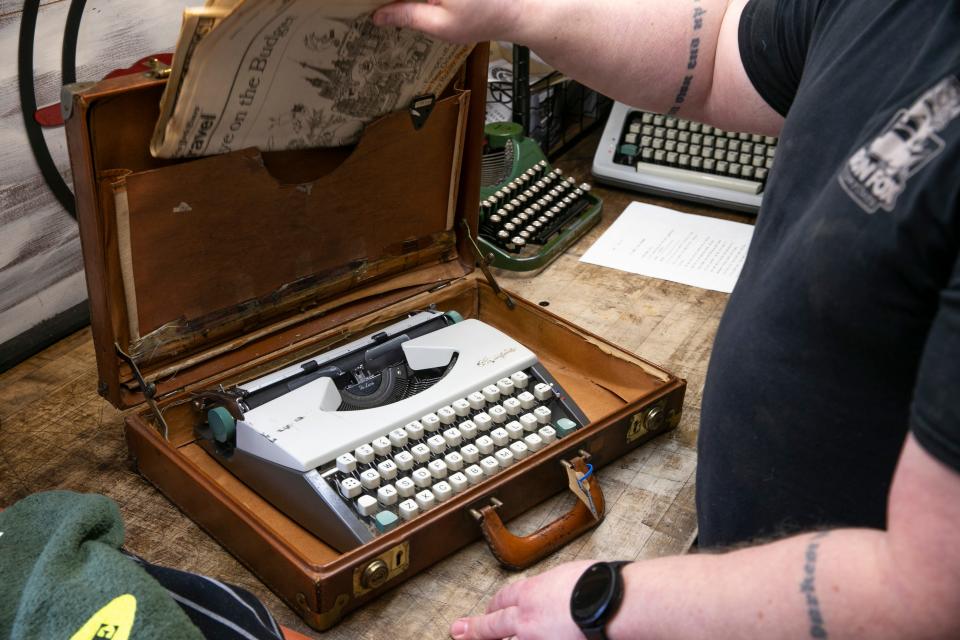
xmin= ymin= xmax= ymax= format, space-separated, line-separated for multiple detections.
xmin=316 ymin=366 xmax=583 ymax=535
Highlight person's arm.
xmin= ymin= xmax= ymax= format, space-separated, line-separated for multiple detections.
xmin=373 ymin=0 xmax=782 ymax=135
xmin=449 ymin=434 xmax=960 ymax=639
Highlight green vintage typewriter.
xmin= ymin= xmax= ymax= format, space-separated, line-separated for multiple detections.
xmin=478 ymin=122 xmax=602 ymax=271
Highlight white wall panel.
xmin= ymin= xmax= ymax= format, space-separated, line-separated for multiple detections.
xmin=0 ymin=0 xmax=191 ymax=363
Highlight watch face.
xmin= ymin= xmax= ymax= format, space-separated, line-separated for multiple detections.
xmin=570 ymin=563 xmax=615 ymax=625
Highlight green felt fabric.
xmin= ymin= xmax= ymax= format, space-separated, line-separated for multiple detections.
xmin=0 ymin=491 xmax=203 ymax=640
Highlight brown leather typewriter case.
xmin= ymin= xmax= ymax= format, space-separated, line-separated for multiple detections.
xmin=64 ymin=46 xmax=685 ymax=630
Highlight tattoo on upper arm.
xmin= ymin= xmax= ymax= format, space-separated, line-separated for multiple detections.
xmin=799 ymin=531 xmax=830 ymax=638
xmin=667 ymin=0 xmax=708 ymax=116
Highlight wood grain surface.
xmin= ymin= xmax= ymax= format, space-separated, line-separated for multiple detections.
xmin=0 ymin=129 xmax=753 ymax=638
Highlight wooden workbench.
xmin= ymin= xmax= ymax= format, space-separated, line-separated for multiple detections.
xmin=0 ymin=130 xmax=752 ymax=638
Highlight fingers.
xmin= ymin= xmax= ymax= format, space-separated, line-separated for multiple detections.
xmin=372 ymin=2 xmax=452 ymax=38
xmin=485 ymin=579 xmax=526 ymax=614
xmin=450 ymin=606 xmax=520 ymax=640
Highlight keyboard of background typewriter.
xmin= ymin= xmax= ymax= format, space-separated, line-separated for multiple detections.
xmin=319 ymin=367 xmax=583 ymax=536
xmin=615 ymin=110 xmax=777 ymax=193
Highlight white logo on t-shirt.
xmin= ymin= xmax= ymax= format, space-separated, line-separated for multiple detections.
xmin=839 ymin=75 xmax=960 ymax=213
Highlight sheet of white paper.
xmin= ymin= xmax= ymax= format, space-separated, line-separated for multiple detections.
xmin=579 ymin=202 xmax=754 ymax=293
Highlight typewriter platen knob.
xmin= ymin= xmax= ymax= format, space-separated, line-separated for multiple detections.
xmin=207 ymin=406 xmax=236 ymax=444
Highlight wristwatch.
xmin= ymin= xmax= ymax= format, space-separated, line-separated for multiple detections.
xmin=569 ymin=561 xmax=630 ymax=640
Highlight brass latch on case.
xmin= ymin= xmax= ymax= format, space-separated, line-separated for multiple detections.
xmin=626 ymin=402 xmax=669 ymax=443
xmin=353 ymin=541 xmax=410 ymax=597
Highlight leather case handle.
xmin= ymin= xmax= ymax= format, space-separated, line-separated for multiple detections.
xmin=472 ymin=452 xmax=605 ymax=570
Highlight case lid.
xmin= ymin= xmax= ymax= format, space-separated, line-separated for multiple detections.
xmin=65 ymin=45 xmax=490 ymax=409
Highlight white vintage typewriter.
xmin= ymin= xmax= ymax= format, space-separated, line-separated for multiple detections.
xmin=194 ymin=309 xmax=588 ymax=552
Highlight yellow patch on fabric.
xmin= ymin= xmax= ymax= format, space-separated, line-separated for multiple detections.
xmin=69 ymin=593 xmax=136 ymax=640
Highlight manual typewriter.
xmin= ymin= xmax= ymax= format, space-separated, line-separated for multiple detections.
xmin=193 ymin=309 xmax=589 ymax=552
xmin=478 ymin=122 xmax=602 ymax=271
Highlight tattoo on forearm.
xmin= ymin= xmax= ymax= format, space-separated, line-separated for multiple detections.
xmin=799 ymin=531 xmax=830 ymax=638
xmin=667 ymin=0 xmax=707 ymax=115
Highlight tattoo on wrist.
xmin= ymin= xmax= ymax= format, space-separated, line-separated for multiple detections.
xmin=799 ymin=531 xmax=830 ymax=638
xmin=668 ymin=0 xmax=707 ymax=116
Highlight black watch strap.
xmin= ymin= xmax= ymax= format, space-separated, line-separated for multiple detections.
xmin=573 ymin=561 xmax=630 ymax=640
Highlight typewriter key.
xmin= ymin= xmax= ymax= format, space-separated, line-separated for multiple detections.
xmin=399 ymin=499 xmax=419 ymax=520
xmin=444 ymin=452 xmax=464 ymax=471
xmin=509 ymin=441 xmax=529 ymax=460
xmin=465 ymin=465 xmax=485 ymax=485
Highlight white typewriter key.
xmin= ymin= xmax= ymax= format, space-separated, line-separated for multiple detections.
xmin=465 ymin=465 xmax=485 ymax=484
xmin=396 ymin=477 xmax=416 ymax=497
xmin=509 ymin=441 xmax=529 ymax=460
xmin=495 ymin=448 xmax=515 ymax=469
xmin=534 ymin=406 xmax=553 ymax=424
xmin=394 ymin=450 xmax=414 ymax=471
xmin=377 ymin=484 xmax=398 ymax=506
xmin=372 ymin=437 xmax=392 ymax=457
xmin=437 ymin=406 xmax=457 ymax=425
xmin=511 ymin=371 xmax=530 ymax=389
xmin=467 ymin=392 xmax=486 ymax=410
xmin=415 ymin=490 xmax=436 ymax=511
xmin=355 ymin=444 xmax=375 ymax=464
xmin=399 ymin=499 xmax=419 ymax=520
xmin=475 ymin=435 xmax=495 ymax=454
xmin=411 ymin=443 xmax=432 ymax=463
xmin=490 ymin=427 xmax=510 ymax=447
xmin=519 ymin=413 xmax=539 ymax=431
xmin=503 ymin=397 xmax=523 ymax=415
xmin=360 ymin=469 xmax=381 ymax=490
xmin=448 ymin=472 xmax=468 ymax=493
xmin=480 ymin=457 xmax=500 ymax=476
xmin=524 ymin=433 xmax=544 ymax=452
xmin=497 ymin=378 xmax=516 ymax=396
xmin=336 ymin=453 xmax=357 ymax=474
xmin=443 ymin=427 xmax=462 ymax=447
xmin=377 ymin=459 xmax=398 ymax=480
xmin=428 ymin=459 xmax=448 ymax=479
xmin=404 ymin=421 xmax=425 ymax=440
xmin=412 ymin=468 xmax=433 ymax=488
xmin=517 ymin=391 xmax=537 ymax=410
xmin=538 ymin=425 xmax=557 ymax=444
xmin=452 ymin=399 xmax=471 ymax=416
xmin=505 ymin=421 xmax=524 ymax=440
xmin=482 ymin=385 xmax=501 ymax=403
xmin=474 ymin=412 xmax=493 ymax=431
xmin=488 ymin=405 xmax=508 ymax=423
xmin=534 ymin=383 xmax=554 ymax=401
xmin=340 ymin=477 xmax=362 ymax=499
xmin=388 ymin=428 xmax=408 ymax=448
xmin=427 ymin=434 xmax=447 ymax=455
xmin=460 ymin=443 xmax=480 ymax=463
xmin=444 ymin=451 xmax=464 ymax=471
xmin=458 ymin=420 xmax=478 ymax=440
xmin=422 ymin=413 xmax=441 ymax=432
xmin=432 ymin=481 xmax=453 ymax=503
xmin=357 ymin=495 xmax=378 ymax=516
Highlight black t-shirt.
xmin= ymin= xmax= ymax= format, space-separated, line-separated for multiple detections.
xmin=696 ymin=0 xmax=960 ymax=548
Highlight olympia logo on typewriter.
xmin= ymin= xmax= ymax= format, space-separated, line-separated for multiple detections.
xmin=839 ymin=75 xmax=960 ymax=214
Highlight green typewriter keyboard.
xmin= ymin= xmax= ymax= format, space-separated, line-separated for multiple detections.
xmin=478 ymin=122 xmax=602 ymax=271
